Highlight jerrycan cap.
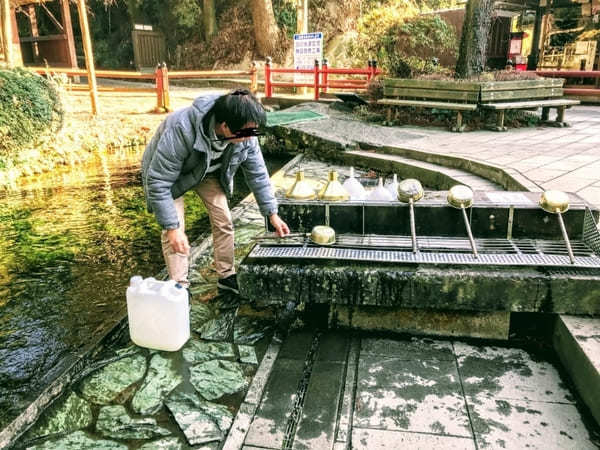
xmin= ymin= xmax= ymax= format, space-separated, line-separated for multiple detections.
xmin=129 ymin=275 xmax=143 ymax=287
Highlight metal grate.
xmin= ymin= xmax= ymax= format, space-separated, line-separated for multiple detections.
xmin=583 ymin=207 xmax=600 ymax=255
xmin=249 ymin=234 xmax=600 ymax=268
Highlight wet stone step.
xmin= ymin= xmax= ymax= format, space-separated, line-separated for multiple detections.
xmin=95 ymin=405 xmax=171 ymax=440
xmin=165 ymin=391 xmax=233 ymax=446
xmin=244 ymin=357 xmax=306 ymax=448
xmin=292 ymin=360 xmax=346 ymax=450
xmin=131 ymin=353 xmax=183 ymax=415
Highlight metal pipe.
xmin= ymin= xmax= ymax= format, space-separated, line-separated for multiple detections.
xmin=461 ymin=207 xmax=479 ymax=258
xmin=409 ymin=198 xmax=418 ymax=253
xmin=556 ymin=211 xmax=576 ymax=264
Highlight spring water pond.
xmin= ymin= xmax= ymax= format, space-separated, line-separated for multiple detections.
xmin=0 ymin=149 xmax=289 ymax=434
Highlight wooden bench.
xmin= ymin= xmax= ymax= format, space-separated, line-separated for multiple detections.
xmin=479 ymin=79 xmax=580 ymax=131
xmin=378 ymin=79 xmax=480 ymax=132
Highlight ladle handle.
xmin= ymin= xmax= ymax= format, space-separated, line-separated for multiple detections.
xmin=556 ymin=211 xmax=576 ymax=264
xmin=461 ymin=206 xmax=478 ymax=259
xmin=409 ymin=198 xmax=418 ymax=253
xmin=254 ymin=232 xmax=305 ymax=240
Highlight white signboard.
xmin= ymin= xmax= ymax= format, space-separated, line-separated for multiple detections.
xmin=293 ymin=32 xmax=323 ymax=85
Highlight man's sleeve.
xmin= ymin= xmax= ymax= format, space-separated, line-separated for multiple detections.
xmin=240 ymin=139 xmax=278 ymax=217
xmin=145 ymin=126 xmax=189 ymax=229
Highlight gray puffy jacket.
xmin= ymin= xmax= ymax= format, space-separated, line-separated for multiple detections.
xmin=141 ymin=95 xmax=278 ymax=230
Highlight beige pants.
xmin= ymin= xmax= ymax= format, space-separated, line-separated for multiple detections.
xmin=161 ymin=176 xmax=234 ymax=287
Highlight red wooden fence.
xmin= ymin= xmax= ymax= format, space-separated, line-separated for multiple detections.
xmin=264 ymin=57 xmax=382 ymax=100
xmin=31 ymin=63 xmax=258 ymax=112
xmin=535 ymin=70 xmax=600 ymax=98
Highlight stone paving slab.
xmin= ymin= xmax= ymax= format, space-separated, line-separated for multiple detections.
xmin=353 ymin=356 xmax=472 ymax=437
xmin=315 ymin=331 xmax=351 ymax=363
xmin=360 ymin=337 xmax=455 ymax=361
xmin=243 ymin=357 xmax=305 ymax=448
xmin=292 ymin=360 xmax=345 ymax=450
xmin=467 ymin=394 xmax=597 ymax=449
xmin=277 ymin=103 xmax=600 ymax=209
xmin=454 ymin=343 xmax=574 ymax=403
xmin=553 ymin=315 xmax=600 ymax=426
xmin=351 ymin=428 xmax=476 ymax=450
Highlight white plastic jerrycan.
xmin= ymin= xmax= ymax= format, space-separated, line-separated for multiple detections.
xmin=126 ymin=276 xmax=190 ymax=351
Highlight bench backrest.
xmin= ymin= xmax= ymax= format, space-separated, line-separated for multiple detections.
xmin=383 ymin=79 xmax=481 ymax=103
xmin=480 ymin=79 xmax=564 ymax=103
xmin=383 ymin=77 xmax=565 ymax=104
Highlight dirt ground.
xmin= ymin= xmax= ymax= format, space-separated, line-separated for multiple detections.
xmin=1 ymin=86 xmax=229 ymax=188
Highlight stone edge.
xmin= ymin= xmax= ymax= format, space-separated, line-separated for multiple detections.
xmin=222 ymin=340 xmax=282 ymax=450
xmin=553 ymin=315 xmax=600 ymax=426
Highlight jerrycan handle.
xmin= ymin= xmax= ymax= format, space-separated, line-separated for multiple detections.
xmin=159 ymin=279 xmax=185 ymax=302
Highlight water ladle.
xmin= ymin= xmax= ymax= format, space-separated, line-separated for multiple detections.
xmin=397 ymin=178 xmax=423 ymax=253
xmin=253 ymin=225 xmax=336 ymax=246
xmin=447 ymin=185 xmax=478 ymax=259
xmin=539 ymin=190 xmax=575 ymax=264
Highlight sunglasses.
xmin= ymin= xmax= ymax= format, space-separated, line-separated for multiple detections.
xmin=212 ymin=127 xmax=265 ymax=141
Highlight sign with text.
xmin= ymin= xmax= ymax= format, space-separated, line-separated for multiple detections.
xmin=293 ymin=32 xmax=323 ymax=85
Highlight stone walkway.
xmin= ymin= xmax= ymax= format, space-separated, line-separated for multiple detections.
xmin=277 ymin=103 xmax=600 ymax=208
xmin=232 ymin=329 xmax=598 ymax=450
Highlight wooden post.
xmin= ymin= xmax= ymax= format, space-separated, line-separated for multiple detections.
xmin=250 ymin=61 xmax=258 ymax=94
xmin=161 ymin=62 xmax=170 ymax=111
xmin=1 ymin=0 xmax=13 ymax=67
xmin=313 ymin=59 xmax=320 ymax=101
xmin=297 ymin=0 xmax=308 ymax=95
xmin=60 ymin=0 xmax=78 ymax=69
xmin=321 ymin=58 xmax=328 ymax=93
xmin=76 ymin=0 xmax=99 ymax=115
xmin=265 ymin=57 xmax=272 ymax=98
xmin=155 ymin=64 xmax=164 ymax=111
xmin=27 ymin=5 xmax=40 ymax=61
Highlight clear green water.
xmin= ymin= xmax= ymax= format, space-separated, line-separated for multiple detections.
xmin=0 ymin=150 xmax=287 ymax=431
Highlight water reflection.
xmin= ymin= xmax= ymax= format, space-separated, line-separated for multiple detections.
xmin=0 ymin=149 xmax=220 ymax=431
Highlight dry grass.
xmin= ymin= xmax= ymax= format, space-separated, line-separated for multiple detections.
xmin=0 ymin=87 xmax=226 ymax=188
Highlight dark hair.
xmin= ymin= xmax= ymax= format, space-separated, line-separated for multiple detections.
xmin=211 ymin=88 xmax=266 ymax=132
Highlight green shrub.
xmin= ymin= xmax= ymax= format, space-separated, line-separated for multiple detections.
xmin=0 ymin=68 xmax=64 ymax=154
xmin=347 ymin=2 xmax=457 ymax=77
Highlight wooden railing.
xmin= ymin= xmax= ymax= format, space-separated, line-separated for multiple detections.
xmin=264 ymin=58 xmax=382 ymax=100
xmin=30 ymin=63 xmax=259 ymax=112
xmin=536 ymin=70 xmax=600 ymax=98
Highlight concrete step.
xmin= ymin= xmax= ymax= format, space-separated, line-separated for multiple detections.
xmin=553 ymin=315 xmax=600 ymax=426
xmin=230 ymin=329 xmax=600 ymax=449
xmin=344 ymin=149 xmax=501 ymax=192
xmin=241 ymin=330 xmax=350 ymax=450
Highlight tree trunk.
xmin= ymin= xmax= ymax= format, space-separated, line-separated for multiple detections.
xmin=250 ymin=0 xmax=280 ymax=57
xmin=202 ymin=0 xmax=216 ymax=41
xmin=455 ymin=0 xmax=494 ymax=79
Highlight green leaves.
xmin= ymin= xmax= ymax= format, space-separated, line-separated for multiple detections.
xmin=0 ymin=68 xmax=64 ymax=156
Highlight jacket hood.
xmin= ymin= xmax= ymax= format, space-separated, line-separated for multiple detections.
xmin=191 ymin=94 xmax=220 ymax=152
xmin=192 ymin=94 xmax=220 ymax=116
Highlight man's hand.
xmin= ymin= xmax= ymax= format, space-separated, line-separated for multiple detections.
xmin=269 ymin=213 xmax=290 ymax=237
xmin=166 ymin=228 xmax=190 ymax=255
